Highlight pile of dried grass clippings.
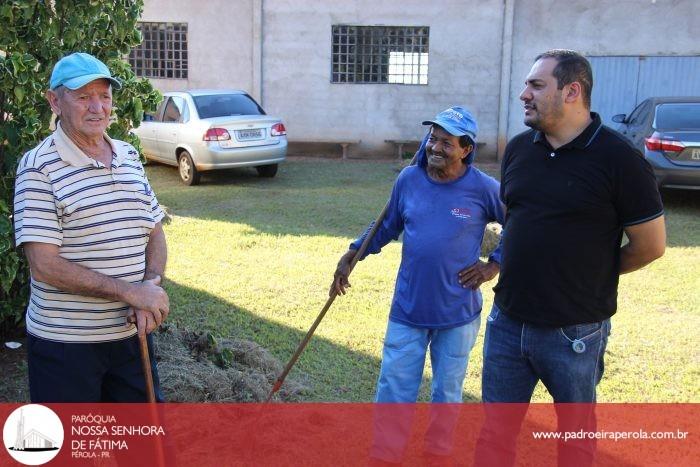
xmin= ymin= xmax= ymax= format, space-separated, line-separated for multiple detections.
xmin=153 ymin=325 xmax=308 ymax=402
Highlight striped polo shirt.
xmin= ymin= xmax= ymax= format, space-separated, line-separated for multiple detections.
xmin=13 ymin=123 xmax=164 ymax=343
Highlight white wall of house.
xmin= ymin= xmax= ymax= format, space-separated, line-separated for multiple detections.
xmin=261 ymin=0 xmax=504 ymax=157
xmin=140 ymin=0 xmax=259 ymax=95
xmin=139 ymin=0 xmax=699 ymax=159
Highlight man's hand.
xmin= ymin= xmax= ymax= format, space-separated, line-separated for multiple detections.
xmin=127 ymin=307 xmax=159 ymax=337
xmin=125 ymin=276 xmax=169 ymax=336
xmin=330 ymin=250 xmax=357 ymax=296
xmin=458 ymin=260 xmax=500 ymax=290
xmin=122 ymin=275 xmax=169 ymax=316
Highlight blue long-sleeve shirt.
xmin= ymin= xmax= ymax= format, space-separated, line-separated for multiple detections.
xmin=351 ymin=164 xmax=504 ymax=329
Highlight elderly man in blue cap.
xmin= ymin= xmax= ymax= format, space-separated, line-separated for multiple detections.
xmin=332 ymin=107 xmax=504 ymax=463
xmin=13 ymin=52 xmax=169 ymax=402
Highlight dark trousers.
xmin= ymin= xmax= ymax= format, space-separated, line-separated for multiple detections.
xmin=27 ymin=333 xmax=163 ymax=403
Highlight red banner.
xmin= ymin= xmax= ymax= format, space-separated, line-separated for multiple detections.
xmin=1 ymin=403 xmax=697 ymax=466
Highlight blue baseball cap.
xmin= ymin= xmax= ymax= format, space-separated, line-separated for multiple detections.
xmin=422 ymin=106 xmax=478 ymax=142
xmin=50 ymin=52 xmax=122 ymax=90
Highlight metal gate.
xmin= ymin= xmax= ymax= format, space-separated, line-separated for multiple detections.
xmin=589 ymin=56 xmax=700 ymax=126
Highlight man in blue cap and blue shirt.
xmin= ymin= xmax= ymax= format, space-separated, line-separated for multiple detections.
xmin=331 ymin=107 xmax=504 ymax=463
xmin=13 ymin=52 xmax=169 ymax=402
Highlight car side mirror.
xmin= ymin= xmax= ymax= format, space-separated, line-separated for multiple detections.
xmin=611 ymin=114 xmax=627 ymax=124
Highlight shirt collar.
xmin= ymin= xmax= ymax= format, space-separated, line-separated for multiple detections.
xmin=532 ymin=112 xmax=603 ymax=150
xmin=53 ymin=122 xmax=125 ymax=168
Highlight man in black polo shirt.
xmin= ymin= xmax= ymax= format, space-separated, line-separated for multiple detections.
xmin=475 ymin=50 xmax=666 ymax=465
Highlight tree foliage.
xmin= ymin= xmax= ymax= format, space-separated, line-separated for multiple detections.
xmin=0 ymin=0 xmax=161 ymax=336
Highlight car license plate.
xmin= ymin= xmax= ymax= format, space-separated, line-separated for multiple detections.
xmin=237 ymin=129 xmax=263 ymax=140
xmin=692 ymin=148 xmax=700 ymax=160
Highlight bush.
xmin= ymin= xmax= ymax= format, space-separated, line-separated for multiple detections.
xmin=0 ymin=0 xmax=161 ymax=337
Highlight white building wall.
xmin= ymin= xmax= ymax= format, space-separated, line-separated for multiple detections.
xmin=505 ymin=0 xmax=700 ymax=141
xmin=262 ymin=0 xmax=504 ymax=157
xmin=140 ymin=0 xmax=258 ymax=95
xmin=138 ymin=0 xmax=699 ymax=158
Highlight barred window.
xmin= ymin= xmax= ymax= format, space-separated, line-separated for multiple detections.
xmin=331 ymin=25 xmax=429 ymax=85
xmin=128 ymin=22 xmax=188 ymax=79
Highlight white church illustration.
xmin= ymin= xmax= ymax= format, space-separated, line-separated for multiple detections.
xmin=11 ymin=409 xmax=58 ymax=451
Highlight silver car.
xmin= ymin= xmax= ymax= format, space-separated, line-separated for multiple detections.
xmin=133 ymin=90 xmax=287 ymax=185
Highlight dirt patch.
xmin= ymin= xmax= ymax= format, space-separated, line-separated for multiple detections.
xmin=0 ymin=326 xmax=307 ymax=403
xmin=0 ymin=339 xmax=29 ymax=402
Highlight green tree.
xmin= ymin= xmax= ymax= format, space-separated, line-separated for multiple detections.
xmin=0 ymin=0 xmax=161 ymax=337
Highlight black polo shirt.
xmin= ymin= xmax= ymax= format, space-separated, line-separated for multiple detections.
xmin=493 ymin=113 xmax=664 ymax=326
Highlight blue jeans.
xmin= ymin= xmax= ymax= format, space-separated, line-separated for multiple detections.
xmin=371 ymin=318 xmax=480 ymax=462
xmin=475 ymin=304 xmax=611 ymax=466
xmin=375 ymin=318 xmax=481 ymax=403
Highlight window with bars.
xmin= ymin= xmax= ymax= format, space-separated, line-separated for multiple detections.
xmin=128 ymin=22 xmax=188 ymax=79
xmin=331 ymin=25 xmax=429 ymax=85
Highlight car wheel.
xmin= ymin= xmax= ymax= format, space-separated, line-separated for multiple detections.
xmin=256 ymin=164 xmax=278 ymax=178
xmin=178 ymin=151 xmax=200 ymax=186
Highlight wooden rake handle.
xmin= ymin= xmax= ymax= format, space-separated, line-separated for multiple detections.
xmin=139 ymin=332 xmax=157 ymax=403
xmin=266 ymin=153 xmax=420 ymax=402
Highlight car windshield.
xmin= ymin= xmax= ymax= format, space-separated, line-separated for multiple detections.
xmin=193 ymin=94 xmax=266 ymax=119
xmin=654 ymin=103 xmax=700 ymax=130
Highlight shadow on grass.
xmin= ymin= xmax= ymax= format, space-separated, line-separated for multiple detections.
xmin=660 ymin=188 xmax=700 ymax=248
xmin=147 ymin=160 xmax=700 ymax=249
xmin=164 ymin=278 xmax=480 ymax=402
xmin=145 ymin=159 xmax=404 ymax=239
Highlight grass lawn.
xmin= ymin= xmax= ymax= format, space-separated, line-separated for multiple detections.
xmin=147 ymin=158 xmax=699 ymax=402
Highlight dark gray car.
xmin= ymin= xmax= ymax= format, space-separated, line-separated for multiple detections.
xmin=613 ymin=97 xmax=700 ymax=190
